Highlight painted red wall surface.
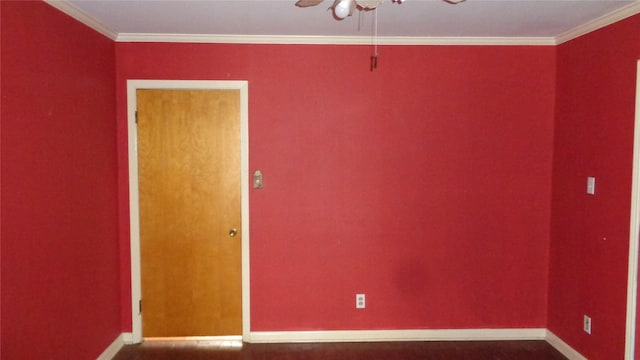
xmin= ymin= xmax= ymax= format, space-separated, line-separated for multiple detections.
xmin=1 ymin=1 xmax=120 ymax=358
xmin=116 ymin=43 xmax=556 ymax=331
xmin=0 ymin=1 xmax=3 ymax=356
xmin=1 ymin=1 xmax=3 ymax=355
xmin=548 ymin=14 xmax=640 ymax=359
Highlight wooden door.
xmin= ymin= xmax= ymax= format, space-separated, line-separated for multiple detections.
xmin=137 ymin=89 xmax=242 ymax=337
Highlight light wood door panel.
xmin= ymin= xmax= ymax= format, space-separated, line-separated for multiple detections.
xmin=137 ymin=89 xmax=241 ymax=337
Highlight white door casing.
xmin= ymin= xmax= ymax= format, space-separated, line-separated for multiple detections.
xmin=126 ymin=80 xmax=250 ymax=343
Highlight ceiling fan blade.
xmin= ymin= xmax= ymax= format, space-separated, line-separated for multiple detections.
xmin=295 ymin=0 xmax=325 ymax=7
xmin=443 ymin=0 xmax=466 ymax=4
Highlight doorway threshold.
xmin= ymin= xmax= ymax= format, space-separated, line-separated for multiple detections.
xmin=143 ymin=336 xmax=243 ymax=349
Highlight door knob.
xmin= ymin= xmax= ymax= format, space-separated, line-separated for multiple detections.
xmin=229 ymin=228 xmax=238 ymax=237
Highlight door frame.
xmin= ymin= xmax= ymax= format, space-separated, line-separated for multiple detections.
xmin=126 ymin=80 xmax=250 ymax=343
xmin=625 ymin=60 xmax=640 ymax=359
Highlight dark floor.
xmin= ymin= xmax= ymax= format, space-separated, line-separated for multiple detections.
xmin=112 ymin=340 xmax=568 ymax=360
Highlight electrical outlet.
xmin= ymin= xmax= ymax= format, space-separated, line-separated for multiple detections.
xmin=587 ymin=177 xmax=596 ymax=195
xmin=584 ymin=315 xmax=592 ymax=334
xmin=356 ymin=294 xmax=365 ymax=309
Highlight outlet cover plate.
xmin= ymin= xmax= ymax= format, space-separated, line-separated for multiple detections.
xmin=584 ymin=315 xmax=592 ymax=334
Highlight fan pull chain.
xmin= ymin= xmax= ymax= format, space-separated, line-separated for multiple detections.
xmin=371 ymin=7 xmax=378 ymax=71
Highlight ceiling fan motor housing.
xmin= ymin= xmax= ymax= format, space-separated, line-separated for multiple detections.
xmin=355 ymin=0 xmax=384 ymax=9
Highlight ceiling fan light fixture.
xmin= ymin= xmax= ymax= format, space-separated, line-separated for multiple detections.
xmin=333 ymin=0 xmax=354 ymax=19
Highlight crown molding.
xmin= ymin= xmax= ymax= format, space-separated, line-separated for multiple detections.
xmin=44 ymin=0 xmax=118 ymax=40
xmin=116 ymin=33 xmax=555 ymax=46
xmin=45 ymin=0 xmax=639 ymax=46
xmin=554 ymin=1 xmax=640 ymax=45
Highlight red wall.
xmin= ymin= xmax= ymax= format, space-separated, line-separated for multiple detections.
xmin=548 ymin=14 xmax=640 ymax=359
xmin=1 ymin=1 xmax=3 ymax=355
xmin=0 ymin=1 xmax=3 ymax=355
xmin=4 ymin=1 xmax=640 ymax=355
xmin=116 ymin=43 xmax=556 ymax=331
xmin=1 ymin=2 xmax=120 ymax=358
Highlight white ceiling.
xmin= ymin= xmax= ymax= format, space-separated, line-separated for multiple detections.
xmin=53 ymin=0 xmax=640 ymax=44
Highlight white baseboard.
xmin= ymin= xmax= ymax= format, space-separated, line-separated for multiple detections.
xmin=122 ymin=332 xmax=134 ymax=344
xmin=545 ymin=330 xmax=588 ymax=360
xmin=96 ymin=333 xmax=126 ymax=360
xmin=247 ymin=328 xmax=547 ymax=343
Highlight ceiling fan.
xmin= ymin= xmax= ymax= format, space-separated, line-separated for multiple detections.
xmin=296 ymin=0 xmax=466 ymax=20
